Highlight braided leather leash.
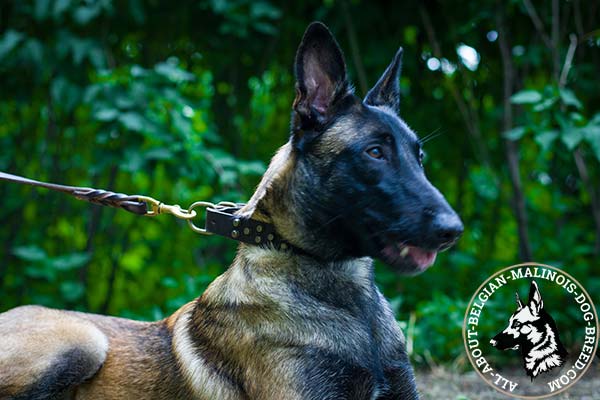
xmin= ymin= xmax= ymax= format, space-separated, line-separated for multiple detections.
xmin=0 ymin=171 xmax=150 ymax=215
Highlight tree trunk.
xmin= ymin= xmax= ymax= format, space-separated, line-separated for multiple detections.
xmin=496 ymin=5 xmax=533 ymax=261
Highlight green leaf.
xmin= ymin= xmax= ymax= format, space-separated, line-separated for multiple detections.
xmin=503 ymin=126 xmax=527 ymax=140
xmin=51 ymin=77 xmax=81 ymax=112
xmin=559 ymin=88 xmax=582 ymax=109
xmin=253 ymin=22 xmax=277 ymax=35
xmin=53 ymin=0 xmax=72 ymax=19
xmin=72 ymin=5 xmax=101 ymax=25
xmin=94 ymin=108 xmax=119 ymax=121
xmin=12 ymin=245 xmax=47 ymax=262
xmin=69 ymin=37 xmax=92 ymax=65
xmin=131 ymin=65 xmax=148 ymax=77
xmin=250 ymin=2 xmax=281 ymax=19
xmin=510 ymin=90 xmax=542 ymax=104
xmin=115 ymin=95 xmax=135 ymax=109
xmin=582 ymin=125 xmax=600 ymax=162
xmin=569 ymin=112 xmax=585 ymax=123
xmin=534 ymin=130 xmax=559 ymax=152
xmin=0 ymin=30 xmax=24 ymax=60
xmin=154 ymin=61 xmax=194 ymax=83
xmin=23 ymin=39 xmax=44 ymax=65
xmin=469 ymin=167 xmax=499 ymax=200
xmin=161 ymin=277 xmax=179 ymax=288
xmin=561 ymin=128 xmax=584 ymax=150
xmin=34 ymin=0 xmax=52 ymax=21
xmin=25 ymin=265 xmax=56 ymax=281
xmin=238 ymin=160 xmax=266 ymax=175
xmin=120 ymin=149 xmax=144 ymax=172
xmin=60 ymin=281 xmax=85 ymax=301
xmin=532 ymin=97 xmax=557 ymax=112
xmin=129 ymin=0 xmax=146 ymax=24
xmin=49 ymin=252 xmax=90 ymax=271
xmin=88 ymin=47 xmax=106 ymax=68
xmin=119 ymin=112 xmax=145 ymax=132
xmin=589 ymin=112 xmax=600 ymax=126
xmin=144 ymin=148 xmax=173 ymax=160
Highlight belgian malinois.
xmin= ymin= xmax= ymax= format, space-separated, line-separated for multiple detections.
xmin=0 ymin=22 xmax=463 ymax=399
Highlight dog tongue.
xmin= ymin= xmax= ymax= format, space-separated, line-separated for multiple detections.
xmin=407 ymin=246 xmax=437 ymax=270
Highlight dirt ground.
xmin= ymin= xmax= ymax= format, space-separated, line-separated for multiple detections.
xmin=416 ymin=363 xmax=600 ymax=399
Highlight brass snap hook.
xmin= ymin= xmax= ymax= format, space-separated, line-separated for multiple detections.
xmin=137 ymin=196 xmax=197 ymax=220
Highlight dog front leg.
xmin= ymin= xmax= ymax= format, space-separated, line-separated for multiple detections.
xmin=379 ymin=360 xmax=420 ymax=400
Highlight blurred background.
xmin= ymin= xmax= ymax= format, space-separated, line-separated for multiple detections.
xmin=0 ymin=0 xmax=598 ymax=373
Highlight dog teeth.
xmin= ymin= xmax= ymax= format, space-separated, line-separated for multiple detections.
xmin=400 ymin=247 xmax=409 ymax=257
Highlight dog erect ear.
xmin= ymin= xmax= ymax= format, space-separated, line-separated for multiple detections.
xmin=528 ymin=281 xmax=543 ymax=316
xmin=515 ymin=293 xmax=524 ymax=310
xmin=364 ymin=47 xmax=403 ymax=113
xmin=293 ymin=22 xmax=349 ymax=135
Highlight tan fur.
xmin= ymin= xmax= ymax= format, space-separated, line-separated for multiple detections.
xmin=313 ymin=114 xmax=365 ymax=156
xmin=0 ymin=306 xmax=108 ymax=397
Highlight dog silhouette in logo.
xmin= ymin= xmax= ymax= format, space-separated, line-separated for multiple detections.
xmin=490 ymin=281 xmax=567 ymax=379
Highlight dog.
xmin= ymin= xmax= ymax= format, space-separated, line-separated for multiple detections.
xmin=0 ymin=22 xmax=463 ymax=399
xmin=490 ymin=281 xmax=568 ymax=379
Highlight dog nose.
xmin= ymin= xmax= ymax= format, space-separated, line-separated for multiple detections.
xmin=432 ymin=212 xmax=464 ymax=247
xmin=490 ymin=339 xmax=497 ymax=347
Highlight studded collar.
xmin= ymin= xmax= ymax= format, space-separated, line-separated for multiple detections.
xmin=205 ymin=204 xmax=300 ymax=253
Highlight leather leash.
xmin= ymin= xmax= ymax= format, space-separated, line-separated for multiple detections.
xmin=0 ymin=171 xmax=149 ymax=215
xmin=0 ymin=171 xmax=294 ymax=252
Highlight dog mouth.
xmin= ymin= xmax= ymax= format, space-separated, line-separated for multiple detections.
xmin=380 ymin=242 xmax=438 ymax=274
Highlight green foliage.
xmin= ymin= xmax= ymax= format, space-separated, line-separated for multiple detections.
xmin=1 ymin=0 xmax=598 ymax=367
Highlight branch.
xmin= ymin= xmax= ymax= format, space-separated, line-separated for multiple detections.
xmin=559 ymin=34 xmax=578 ymax=88
xmin=522 ymin=0 xmax=553 ymax=48
xmin=340 ymin=0 xmax=368 ymax=95
xmin=551 ymin=0 xmax=560 ymax=80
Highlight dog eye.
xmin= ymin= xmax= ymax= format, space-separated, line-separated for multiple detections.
xmin=366 ymin=146 xmax=384 ymax=160
xmin=418 ymin=149 xmax=425 ymax=167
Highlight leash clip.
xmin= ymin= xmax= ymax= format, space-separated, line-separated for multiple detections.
xmin=137 ymin=196 xmax=197 ymax=220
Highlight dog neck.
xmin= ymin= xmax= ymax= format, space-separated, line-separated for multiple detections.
xmin=201 ymin=244 xmax=376 ymax=315
xmin=238 ymin=142 xmax=358 ymax=261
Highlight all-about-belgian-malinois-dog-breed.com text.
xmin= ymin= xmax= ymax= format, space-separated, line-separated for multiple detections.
xmin=0 ymin=22 xmax=463 ymax=400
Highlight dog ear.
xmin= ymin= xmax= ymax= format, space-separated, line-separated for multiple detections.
xmin=292 ymin=22 xmax=350 ymax=142
xmin=515 ymin=293 xmax=524 ymax=310
xmin=364 ymin=47 xmax=403 ymax=113
xmin=528 ymin=281 xmax=543 ymax=316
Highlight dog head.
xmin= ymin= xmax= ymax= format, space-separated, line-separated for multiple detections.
xmin=243 ymin=22 xmax=463 ymax=275
xmin=490 ymin=281 xmax=545 ymax=351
